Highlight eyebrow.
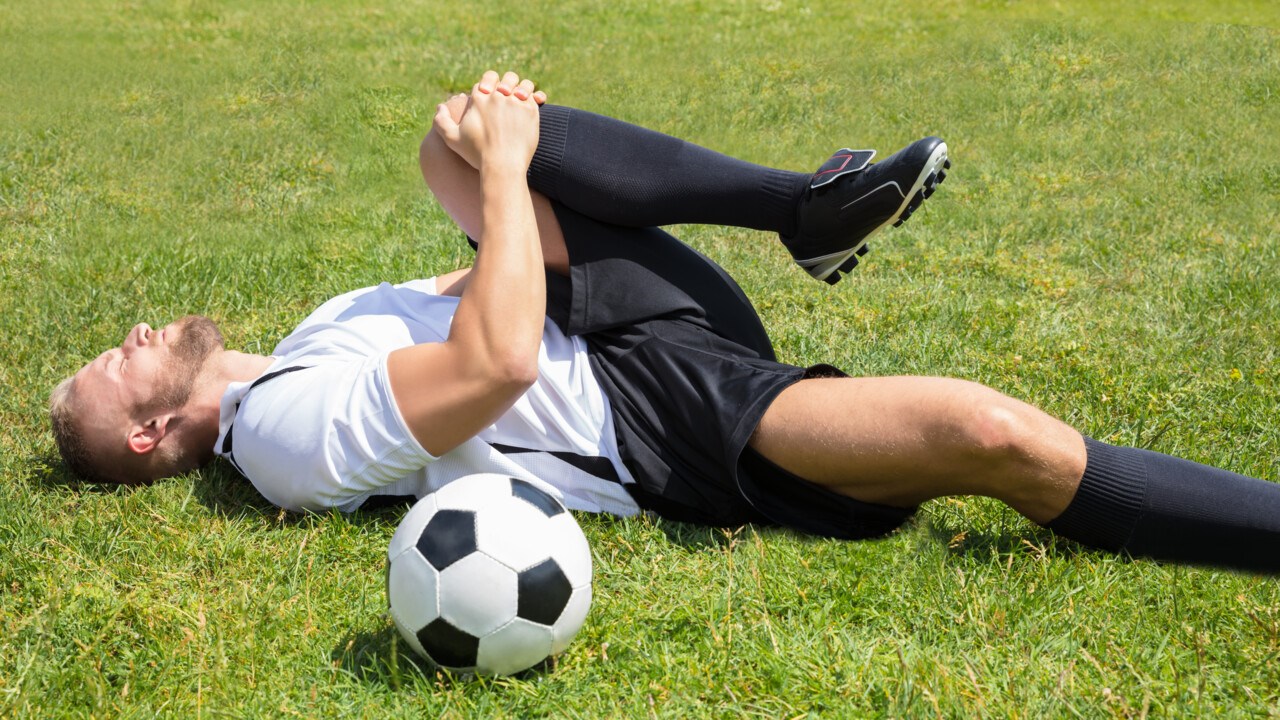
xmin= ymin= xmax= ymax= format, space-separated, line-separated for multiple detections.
xmin=98 ymin=350 xmax=119 ymax=379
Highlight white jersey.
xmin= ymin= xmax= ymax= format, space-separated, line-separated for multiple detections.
xmin=213 ymin=277 xmax=641 ymax=516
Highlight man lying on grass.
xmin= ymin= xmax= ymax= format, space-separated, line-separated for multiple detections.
xmin=51 ymin=71 xmax=1279 ymax=573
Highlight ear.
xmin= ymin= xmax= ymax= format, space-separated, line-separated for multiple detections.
xmin=126 ymin=413 xmax=173 ymax=456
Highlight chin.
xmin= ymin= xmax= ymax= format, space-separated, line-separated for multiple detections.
xmin=175 ymin=315 xmax=226 ymax=353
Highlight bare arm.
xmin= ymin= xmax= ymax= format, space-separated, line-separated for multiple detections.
xmin=386 ymin=71 xmax=545 ymax=457
xmin=434 ymin=267 xmax=471 ymax=297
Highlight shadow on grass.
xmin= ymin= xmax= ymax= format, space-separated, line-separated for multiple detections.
xmin=650 ymin=516 xmax=845 ymax=552
xmin=652 ymin=518 xmax=747 ymax=551
xmin=329 ymin=623 xmax=557 ymax=689
xmin=29 ymin=447 xmax=1102 ymax=569
xmin=921 ymin=504 xmax=1102 ymax=565
xmin=26 ymin=450 xmax=156 ymax=497
xmin=192 ymin=461 xmax=419 ymax=528
xmin=26 ymin=449 xmax=387 ymax=531
xmin=190 ymin=461 xmax=282 ymax=518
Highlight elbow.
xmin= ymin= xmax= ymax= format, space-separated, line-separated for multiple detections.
xmin=489 ymin=351 xmax=540 ymax=390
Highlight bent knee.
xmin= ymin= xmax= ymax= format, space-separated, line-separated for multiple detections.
xmin=418 ymin=95 xmax=469 ymax=184
xmin=419 ymin=130 xmax=447 ymax=185
xmin=944 ymin=382 xmax=1037 ymax=463
xmin=969 ymin=399 xmax=1032 ymax=460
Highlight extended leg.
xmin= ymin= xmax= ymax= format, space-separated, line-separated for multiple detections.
xmin=752 ymin=376 xmax=1280 ymax=573
xmin=751 ymin=376 xmax=1087 ymax=522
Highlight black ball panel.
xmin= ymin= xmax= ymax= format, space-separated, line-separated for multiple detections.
xmin=517 ymin=558 xmax=572 ymax=625
xmin=418 ymin=617 xmax=480 ymax=669
xmin=417 ymin=509 xmax=476 ymax=571
xmin=510 ymin=478 xmax=565 ymax=518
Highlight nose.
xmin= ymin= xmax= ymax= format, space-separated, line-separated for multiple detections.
xmin=122 ymin=323 xmax=153 ymax=356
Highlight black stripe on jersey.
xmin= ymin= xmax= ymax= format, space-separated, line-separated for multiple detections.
xmin=489 ymin=443 xmax=622 ymax=484
xmin=222 ymin=365 xmax=311 ymax=476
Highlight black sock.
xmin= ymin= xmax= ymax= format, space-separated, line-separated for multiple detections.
xmin=528 ymin=105 xmax=811 ymax=235
xmin=1045 ymin=437 xmax=1280 ymax=573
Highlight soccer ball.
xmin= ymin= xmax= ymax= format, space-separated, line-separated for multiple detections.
xmin=385 ymin=473 xmax=593 ymax=675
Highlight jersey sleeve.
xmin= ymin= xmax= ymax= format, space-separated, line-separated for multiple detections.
xmin=231 ymin=354 xmax=436 ymax=512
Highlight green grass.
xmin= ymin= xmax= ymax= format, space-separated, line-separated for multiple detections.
xmin=3 ymin=0 xmax=1279 ymax=716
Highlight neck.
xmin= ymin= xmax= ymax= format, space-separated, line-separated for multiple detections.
xmin=185 ymin=349 xmax=276 ymax=455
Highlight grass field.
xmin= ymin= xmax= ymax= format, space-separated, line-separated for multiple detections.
xmin=3 ymin=0 xmax=1280 ymax=716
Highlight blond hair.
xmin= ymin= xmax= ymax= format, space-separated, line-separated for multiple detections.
xmin=49 ymin=376 xmax=113 ymax=483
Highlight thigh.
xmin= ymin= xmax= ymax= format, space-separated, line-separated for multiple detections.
xmin=592 ymin=332 xmax=917 ymax=539
xmin=552 ymin=203 xmax=774 ymax=356
xmin=749 ymin=375 xmax=1086 ymax=516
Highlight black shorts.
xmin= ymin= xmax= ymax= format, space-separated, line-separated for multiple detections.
xmin=533 ymin=203 xmax=916 ymax=540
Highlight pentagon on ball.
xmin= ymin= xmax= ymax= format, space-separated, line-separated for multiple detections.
xmin=386 ymin=473 xmax=594 ymax=675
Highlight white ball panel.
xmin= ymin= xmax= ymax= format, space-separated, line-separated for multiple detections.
xmin=476 ymin=496 xmax=554 ymax=571
xmin=387 ymin=494 xmax=437 ymax=562
xmin=477 ymin=619 xmax=554 ymax=676
xmin=433 ymin=473 xmax=512 ymax=511
xmin=389 ymin=612 xmax=429 ymax=660
xmin=550 ymin=585 xmax=592 ymax=655
xmin=438 ymin=553 xmax=518 ymax=637
xmin=387 ymin=550 xmax=440 ymax=631
xmin=546 ymin=513 xmax=593 ymax=588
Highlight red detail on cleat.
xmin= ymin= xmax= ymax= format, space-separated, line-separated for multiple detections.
xmin=814 ymin=154 xmax=853 ymax=177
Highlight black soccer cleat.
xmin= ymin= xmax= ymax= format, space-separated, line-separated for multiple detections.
xmin=782 ymin=137 xmax=950 ymax=284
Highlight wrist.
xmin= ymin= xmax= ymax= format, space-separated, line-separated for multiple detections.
xmin=479 ymin=156 xmax=530 ymax=179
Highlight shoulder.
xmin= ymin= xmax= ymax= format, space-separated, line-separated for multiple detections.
xmin=227 ymin=363 xmax=350 ymax=511
xmin=271 ymin=278 xmax=454 ymax=360
xmin=297 ymin=278 xmax=442 ymax=328
xmin=229 ymin=357 xmax=434 ymax=512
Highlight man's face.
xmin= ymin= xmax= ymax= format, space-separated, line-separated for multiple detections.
xmin=72 ymin=315 xmax=225 ymax=451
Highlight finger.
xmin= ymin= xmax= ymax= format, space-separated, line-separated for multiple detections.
xmin=433 ymin=103 xmax=461 ymax=143
xmin=497 ymin=70 xmax=521 ymax=96
xmin=443 ymin=93 xmax=468 ymax=123
xmin=477 ymin=70 xmax=499 ymax=94
xmin=532 ymin=90 xmax=547 ymax=105
xmin=513 ymin=78 xmax=536 ymax=101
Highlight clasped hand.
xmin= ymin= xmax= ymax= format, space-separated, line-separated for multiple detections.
xmin=433 ymin=70 xmax=546 ymax=172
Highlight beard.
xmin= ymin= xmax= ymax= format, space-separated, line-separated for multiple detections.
xmin=136 ymin=315 xmax=224 ymax=415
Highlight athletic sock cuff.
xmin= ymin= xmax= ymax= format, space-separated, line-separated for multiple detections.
xmin=1044 ymin=436 xmax=1147 ymax=551
xmin=528 ymin=105 xmax=571 ymax=196
xmin=759 ymin=169 xmax=807 ymax=237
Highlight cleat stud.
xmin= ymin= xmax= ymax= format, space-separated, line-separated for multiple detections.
xmin=855 ymin=243 xmax=869 ymax=256
xmin=893 ymin=218 xmax=904 ymax=228
xmin=943 ymin=159 xmax=952 ymax=170
xmin=823 ymin=271 xmax=841 ymax=285
xmin=923 ymin=186 xmax=935 ymax=199
xmin=937 ymin=170 xmax=947 ymax=183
